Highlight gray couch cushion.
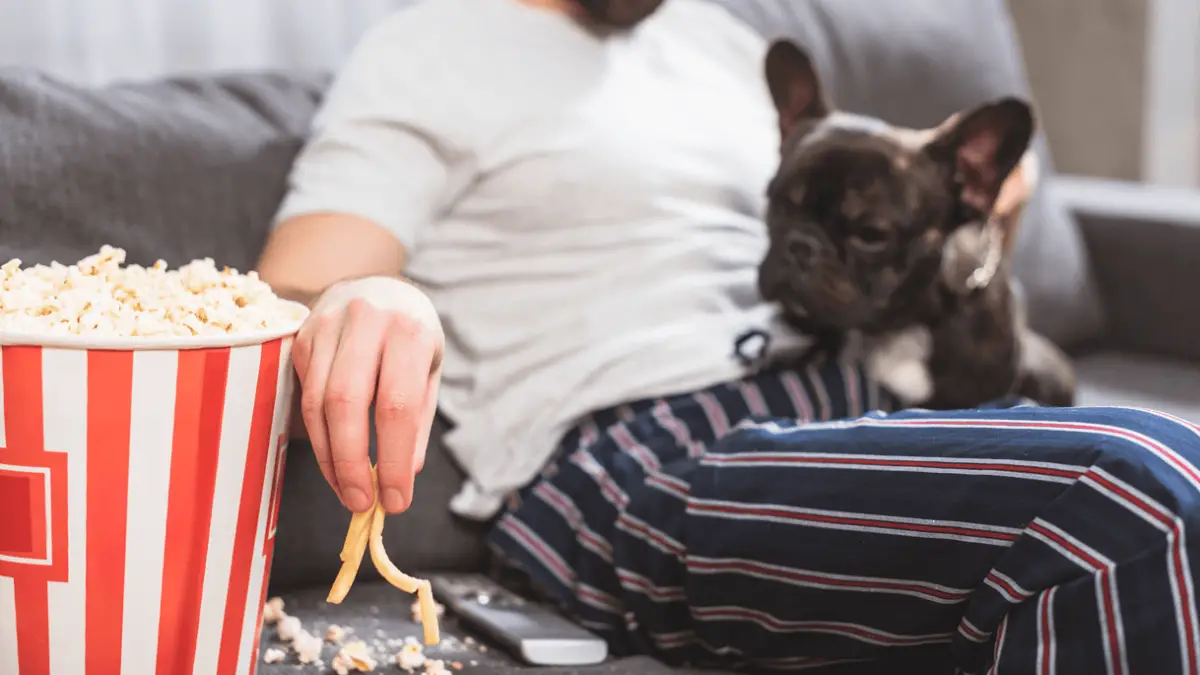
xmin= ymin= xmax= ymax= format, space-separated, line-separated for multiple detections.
xmin=0 ymin=68 xmax=491 ymax=579
xmin=0 ymin=68 xmax=496 ymax=579
xmin=708 ymin=0 xmax=1105 ymax=348
xmin=1075 ymin=352 xmax=1200 ymax=422
xmin=0 ymin=69 xmax=327 ymax=272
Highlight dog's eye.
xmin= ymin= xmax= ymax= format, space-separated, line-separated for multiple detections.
xmin=850 ymin=225 xmax=890 ymax=252
xmin=785 ymin=232 xmax=820 ymax=263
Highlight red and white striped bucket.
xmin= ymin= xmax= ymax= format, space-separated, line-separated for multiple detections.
xmin=0 ymin=318 xmax=303 ymax=675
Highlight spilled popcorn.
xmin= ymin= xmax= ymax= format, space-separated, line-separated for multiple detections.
xmin=261 ymin=596 xmax=328 ymax=668
xmin=396 ymin=639 xmax=427 ymax=671
xmin=293 ymin=630 xmax=324 ymax=665
xmin=263 ymin=597 xmax=286 ymax=625
xmin=0 ymin=246 xmax=305 ymax=337
xmin=259 ymin=596 xmax=482 ymax=673
xmin=332 ymin=640 xmax=377 ymax=674
xmin=325 ymin=624 xmax=347 ymax=643
xmin=276 ymin=615 xmax=303 ymax=643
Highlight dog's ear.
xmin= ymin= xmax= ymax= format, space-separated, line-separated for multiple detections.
xmin=765 ymin=40 xmax=830 ymax=141
xmin=923 ymin=97 xmax=1035 ymax=215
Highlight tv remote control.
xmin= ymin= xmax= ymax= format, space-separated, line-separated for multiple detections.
xmin=428 ymin=574 xmax=608 ymax=666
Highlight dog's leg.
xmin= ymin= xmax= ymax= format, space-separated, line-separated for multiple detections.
xmin=1015 ymin=328 xmax=1077 ymax=407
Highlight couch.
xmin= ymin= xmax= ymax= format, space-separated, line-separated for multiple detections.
xmin=3 ymin=0 xmax=1199 ymax=672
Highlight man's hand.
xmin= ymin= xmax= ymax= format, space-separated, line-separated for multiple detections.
xmin=292 ymin=276 xmax=443 ymax=514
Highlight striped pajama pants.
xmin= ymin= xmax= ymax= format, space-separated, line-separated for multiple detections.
xmin=488 ymin=360 xmax=1200 ymax=674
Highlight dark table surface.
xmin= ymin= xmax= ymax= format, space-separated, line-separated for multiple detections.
xmin=256 ymin=581 xmax=718 ymax=675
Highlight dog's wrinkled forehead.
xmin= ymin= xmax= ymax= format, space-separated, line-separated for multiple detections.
xmin=784 ymin=112 xmax=938 ymax=166
xmin=802 ymin=112 xmax=893 ymax=144
xmin=762 ymin=38 xmax=1035 ymax=221
xmin=774 ymin=112 xmax=944 ymax=220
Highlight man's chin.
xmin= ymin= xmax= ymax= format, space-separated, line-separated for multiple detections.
xmin=573 ymin=0 xmax=666 ymax=28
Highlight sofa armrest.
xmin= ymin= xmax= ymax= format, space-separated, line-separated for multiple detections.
xmin=1049 ymin=176 xmax=1200 ymax=362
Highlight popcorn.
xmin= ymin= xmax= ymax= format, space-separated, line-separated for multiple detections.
xmin=293 ymin=630 xmax=324 ymax=664
xmin=276 ymin=615 xmax=303 ymax=643
xmin=395 ymin=642 xmax=426 ymax=671
xmin=0 ymin=246 xmax=305 ymax=337
xmin=263 ymin=648 xmax=287 ymax=664
xmin=325 ymin=624 xmax=347 ymax=643
xmin=331 ymin=654 xmax=354 ymax=675
xmin=332 ymin=641 xmax=376 ymax=674
xmin=263 ymin=598 xmax=286 ymax=625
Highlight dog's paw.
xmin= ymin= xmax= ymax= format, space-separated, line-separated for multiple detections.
xmin=872 ymin=356 xmax=934 ymax=406
xmin=868 ymin=327 xmax=934 ymax=405
xmin=1016 ymin=327 xmax=1077 ymax=407
xmin=871 ymin=325 xmax=933 ymax=362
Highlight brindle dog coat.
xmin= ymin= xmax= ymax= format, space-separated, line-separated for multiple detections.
xmin=757 ymin=39 xmax=1075 ymax=409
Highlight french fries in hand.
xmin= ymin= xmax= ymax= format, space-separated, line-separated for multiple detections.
xmin=326 ymin=470 xmax=441 ymax=645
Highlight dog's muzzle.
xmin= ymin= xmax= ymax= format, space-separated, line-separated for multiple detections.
xmin=760 ymin=246 xmax=873 ymax=331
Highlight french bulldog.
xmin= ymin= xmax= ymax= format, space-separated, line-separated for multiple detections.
xmin=757 ymin=39 xmax=1076 ymax=409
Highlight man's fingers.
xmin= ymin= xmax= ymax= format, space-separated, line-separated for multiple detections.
xmin=292 ymin=331 xmax=312 ymax=384
xmin=411 ymin=364 xmax=441 ymax=477
xmin=375 ymin=321 xmax=438 ymax=514
xmin=326 ymin=300 xmax=387 ymax=513
xmin=299 ymin=316 xmax=341 ymax=493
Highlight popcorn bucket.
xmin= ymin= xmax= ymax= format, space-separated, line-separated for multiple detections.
xmin=0 ymin=315 xmax=305 ymax=675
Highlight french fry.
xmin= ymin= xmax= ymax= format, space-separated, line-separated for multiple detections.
xmin=327 ymin=514 xmax=370 ymax=604
xmin=339 ymin=484 xmax=375 ymax=561
xmin=416 ymin=582 xmax=442 ymax=646
xmin=367 ymin=504 xmax=420 ymax=593
xmin=326 ymin=468 xmax=442 ymax=645
xmin=328 ymin=470 xmax=378 ymax=603
xmin=365 ymin=502 xmax=441 ymax=644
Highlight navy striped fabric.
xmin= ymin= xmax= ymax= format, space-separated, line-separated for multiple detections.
xmin=489 ymin=361 xmax=1200 ymax=673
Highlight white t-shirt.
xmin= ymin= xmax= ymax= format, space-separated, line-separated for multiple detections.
xmin=275 ymin=0 xmax=811 ymax=519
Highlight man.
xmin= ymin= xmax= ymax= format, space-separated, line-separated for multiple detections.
xmin=258 ymin=0 xmax=1200 ymax=671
